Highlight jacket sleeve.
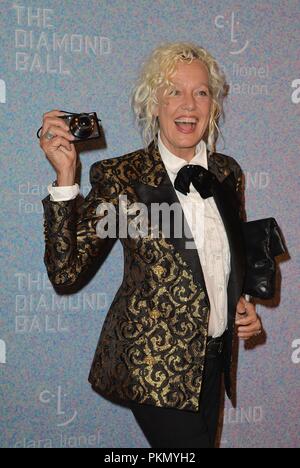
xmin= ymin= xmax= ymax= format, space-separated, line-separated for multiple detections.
xmin=41 ymin=162 xmax=119 ymax=293
xmin=233 ymin=161 xmax=251 ymax=299
xmin=234 ymin=162 xmax=246 ymax=222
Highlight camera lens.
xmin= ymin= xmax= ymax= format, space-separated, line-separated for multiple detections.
xmin=69 ymin=114 xmax=95 ymax=139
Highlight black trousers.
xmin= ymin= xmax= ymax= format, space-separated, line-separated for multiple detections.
xmin=130 ymin=338 xmax=224 ymax=448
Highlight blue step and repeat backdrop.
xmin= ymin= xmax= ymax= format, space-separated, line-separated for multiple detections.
xmin=0 ymin=0 xmax=299 ymax=449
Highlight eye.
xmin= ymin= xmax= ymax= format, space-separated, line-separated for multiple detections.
xmin=168 ymin=88 xmax=181 ymax=96
xmin=196 ymin=90 xmax=209 ymax=97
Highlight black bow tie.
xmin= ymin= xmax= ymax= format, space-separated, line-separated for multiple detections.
xmin=174 ymin=164 xmax=217 ymax=199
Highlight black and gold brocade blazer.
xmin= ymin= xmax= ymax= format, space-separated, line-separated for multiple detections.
xmin=42 ymin=141 xmax=246 ymax=412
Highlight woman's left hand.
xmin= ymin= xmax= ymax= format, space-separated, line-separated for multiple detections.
xmin=235 ymin=296 xmax=262 ymax=340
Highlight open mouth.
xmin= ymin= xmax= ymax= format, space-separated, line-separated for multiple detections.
xmin=174 ymin=118 xmax=198 ymax=133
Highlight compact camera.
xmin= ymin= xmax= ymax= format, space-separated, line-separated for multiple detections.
xmin=59 ymin=112 xmax=102 ymax=141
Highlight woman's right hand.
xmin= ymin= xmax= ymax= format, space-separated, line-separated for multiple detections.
xmin=39 ymin=109 xmax=78 ymax=184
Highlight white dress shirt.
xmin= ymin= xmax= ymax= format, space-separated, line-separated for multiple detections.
xmin=47 ymin=182 xmax=80 ymax=201
xmin=48 ymin=135 xmax=231 ymax=337
xmin=157 ymin=133 xmax=231 ymax=338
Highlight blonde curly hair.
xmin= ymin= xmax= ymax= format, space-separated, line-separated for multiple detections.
xmin=131 ymin=42 xmax=229 ymax=152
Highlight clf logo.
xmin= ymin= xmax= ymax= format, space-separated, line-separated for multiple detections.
xmin=39 ymin=385 xmax=78 ymax=427
xmin=215 ymin=12 xmax=250 ymax=55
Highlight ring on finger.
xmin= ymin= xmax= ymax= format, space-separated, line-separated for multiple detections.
xmin=44 ymin=130 xmax=55 ymax=140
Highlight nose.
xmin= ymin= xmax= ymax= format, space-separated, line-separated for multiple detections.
xmin=181 ymin=92 xmax=196 ymax=111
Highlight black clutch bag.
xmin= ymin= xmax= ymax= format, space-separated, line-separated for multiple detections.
xmin=242 ymin=217 xmax=286 ymax=299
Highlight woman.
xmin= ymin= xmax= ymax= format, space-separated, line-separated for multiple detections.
xmin=40 ymin=42 xmax=262 ymax=448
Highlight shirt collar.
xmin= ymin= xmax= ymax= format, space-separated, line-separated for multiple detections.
xmin=158 ymin=130 xmax=208 ymax=176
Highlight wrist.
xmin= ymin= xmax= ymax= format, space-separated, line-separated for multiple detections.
xmin=56 ymin=172 xmax=76 ymax=187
